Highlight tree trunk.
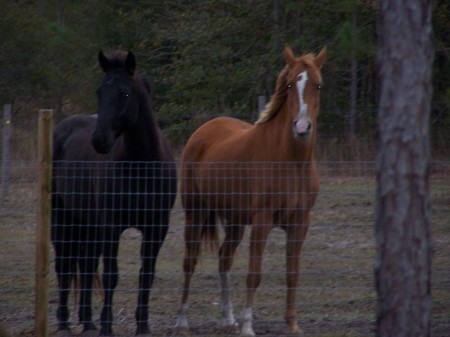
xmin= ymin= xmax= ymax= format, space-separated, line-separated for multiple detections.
xmin=375 ymin=1 xmax=433 ymax=337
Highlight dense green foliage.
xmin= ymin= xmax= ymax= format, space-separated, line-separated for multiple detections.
xmin=1 ymin=0 xmax=448 ymax=150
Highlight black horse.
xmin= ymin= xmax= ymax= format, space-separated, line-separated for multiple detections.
xmin=51 ymin=50 xmax=177 ymax=336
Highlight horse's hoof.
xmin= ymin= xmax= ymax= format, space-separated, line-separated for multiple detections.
xmin=0 ymin=324 xmax=12 ymax=337
xmin=175 ymin=326 xmax=190 ymax=336
xmin=223 ymin=323 xmax=239 ymax=334
xmin=81 ymin=330 xmax=99 ymax=337
xmin=54 ymin=330 xmax=73 ymax=337
xmin=135 ymin=325 xmax=151 ymax=336
xmin=286 ymin=326 xmax=304 ymax=337
xmin=239 ymin=325 xmax=255 ymax=337
xmin=99 ymin=327 xmax=114 ymax=337
xmin=286 ymin=332 xmax=304 ymax=337
xmin=239 ymin=332 xmax=255 ymax=337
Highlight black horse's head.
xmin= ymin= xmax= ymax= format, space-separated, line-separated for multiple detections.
xmin=92 ymin=50 xmax=140 ymax=154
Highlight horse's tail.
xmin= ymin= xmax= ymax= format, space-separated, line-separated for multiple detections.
xmin=184 ymin=209 xmax=219 ymax=260
xmin=201 ymin=210 xmax=219 ymax=254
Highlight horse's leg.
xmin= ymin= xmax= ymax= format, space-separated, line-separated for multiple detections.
xmin=51 ymin=206 xmax=76 ymax=333
xmin=78 ymin=235 xmax=101 ymax=333
xmin=53 ymin=237 xmax=76 ymax=332
xmin=175 ymin=210 xmax=207 ymax=334
xmin=100 ymin=232 xmax=121 ymax=336
xmin=284 ymin=215 xmax=309 ymax=335
xmin=241 ymin=219 xmax=271 ymax=337
xmin=135 ymin=217 xmax=169 ymax=336
xmin=218 ymin=224 xmax=245 ymax=330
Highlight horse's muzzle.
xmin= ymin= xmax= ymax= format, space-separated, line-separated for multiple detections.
xmin=293 ymin=119 xmax=312 ymax=139
xmin=91 ymin=133 xmax=112 ymax=154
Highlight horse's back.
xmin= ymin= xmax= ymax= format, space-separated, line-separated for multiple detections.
xmin=181 ymin=117 xmax=256 ymax=218
xmin=182 ymin=116 xmax=253 ymax=163
xmin=52 ymin=115 xmax=103 ymax=223
xmin=53 ymin=114 xmax=100 ymax=161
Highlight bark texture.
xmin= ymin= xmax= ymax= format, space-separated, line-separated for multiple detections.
xmin=376 ymin=1 xmax=433 ymax=337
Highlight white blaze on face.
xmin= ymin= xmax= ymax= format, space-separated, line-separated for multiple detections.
xmin=292 ymin=70 xmax=311 ymax=136
xmin=296 ymin=70 xmax=308 ymax=118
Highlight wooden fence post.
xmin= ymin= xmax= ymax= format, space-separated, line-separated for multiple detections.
xmin=35 ymin=109 xmax=53 ymax=337
xmin=1 ymin=104 xmax=12 ymax=196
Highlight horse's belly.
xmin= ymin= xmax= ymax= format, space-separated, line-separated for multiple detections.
xmin=186 ymin=162 xmax=319 ymax=226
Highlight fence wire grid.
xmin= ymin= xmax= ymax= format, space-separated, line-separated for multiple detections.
xmin=0 ymin=160 xmax=449 ymax=337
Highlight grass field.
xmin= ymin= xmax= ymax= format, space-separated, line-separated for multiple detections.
xmin=0 ymin=161 xmax=448 ymax=337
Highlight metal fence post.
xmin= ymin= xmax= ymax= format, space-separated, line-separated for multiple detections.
xmin=255 ymin=95 xmax=267 ymax=121
xmin=1 ymin=104 xmax=12 ymax=196
xmin=258 ymin=95 xmax=267 ymax=114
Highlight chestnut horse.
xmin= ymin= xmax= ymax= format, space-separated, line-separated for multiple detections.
xmin=175 ymin=45 xmax=326 ymax=336
xmin=52 ymin=50 xmax=177 ymax=336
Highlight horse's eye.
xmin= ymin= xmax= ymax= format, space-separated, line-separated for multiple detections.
xmin=122 ymin=92 xmax=129 ymax=98
xmin=317 ymin=84 xmax=322 ymax=90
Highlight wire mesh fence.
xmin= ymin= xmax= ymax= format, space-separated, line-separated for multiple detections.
xmin=0 ymin=160 xmax=449 ymax=336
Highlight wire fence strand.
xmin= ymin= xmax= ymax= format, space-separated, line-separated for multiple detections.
xmin=0 ymin=161 xmax=449 ymax=336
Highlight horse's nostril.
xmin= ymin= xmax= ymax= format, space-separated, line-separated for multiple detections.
xmin=293 ymin=119 xmax=311 ymax=136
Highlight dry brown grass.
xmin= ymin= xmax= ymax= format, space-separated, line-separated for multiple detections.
xmin=0 ymin=163 xmax=448 ymax=337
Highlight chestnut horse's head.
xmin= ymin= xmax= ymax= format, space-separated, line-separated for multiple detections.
xmin=284 ymin=45 xmax=327 ymax=140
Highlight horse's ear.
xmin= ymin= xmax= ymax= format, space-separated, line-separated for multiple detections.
xmin=283 ymin=45 xmax=296 ymax=67
xmin=125 ymin=51 xmax=136 ymax=76
xmin=98 ymin=50 xmax=110 ymax=72
xmin=314 ymin=46 xmax=327 ymax=69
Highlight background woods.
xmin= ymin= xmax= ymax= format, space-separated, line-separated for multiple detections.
xmin=0 ymin=0 xmax=449 ymax=158
xmin=0 ymin=2 xmax=448 ymax=336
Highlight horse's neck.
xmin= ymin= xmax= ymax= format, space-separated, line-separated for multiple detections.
xmin=121 ymin=103 xmax=162 ymax=161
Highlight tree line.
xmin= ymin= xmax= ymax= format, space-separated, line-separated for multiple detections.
xmin=1 ymin=0 xmax=449 ymax=152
